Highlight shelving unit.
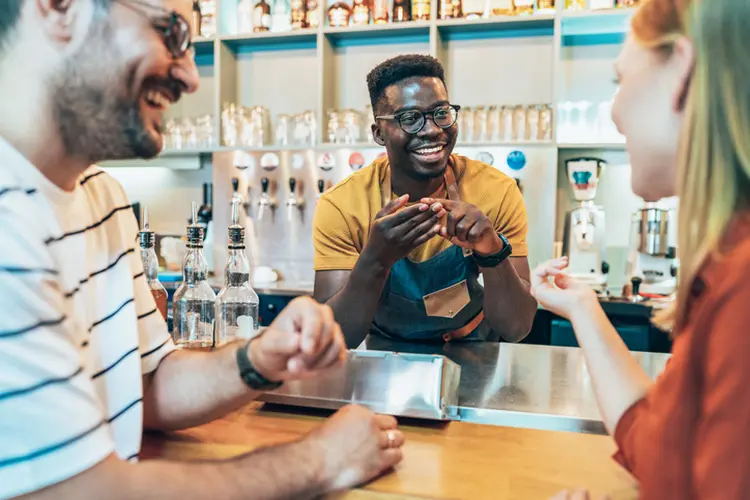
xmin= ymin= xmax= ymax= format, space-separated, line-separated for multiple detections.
xmin=156 ymin=4 xmax=635 ymax=151
xmin=108 ymin=3 xmax=639 ymax=282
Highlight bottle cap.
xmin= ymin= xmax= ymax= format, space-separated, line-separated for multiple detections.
xmin=186 ymin=201 xmax=204 ymax=247
xmin=228 ymin=199 xmax=245 ymax=248
xmin=138 ymin=207 xmax=155 ymax=249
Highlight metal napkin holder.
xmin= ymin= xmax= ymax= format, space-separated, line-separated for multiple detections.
xmin=259 ymin=350 xmax=462 ymax=420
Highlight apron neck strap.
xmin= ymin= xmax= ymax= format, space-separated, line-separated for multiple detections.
xmin=381 ymin=159 xmax=460 ymax=209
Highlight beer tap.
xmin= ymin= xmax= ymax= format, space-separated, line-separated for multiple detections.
xmin=317 ymin=179 xmax=326 ymax=199
xmin=257 ymin=177 xmax=276 ymax=221
xmin=285 ymin=177 xmax=305 ymax=221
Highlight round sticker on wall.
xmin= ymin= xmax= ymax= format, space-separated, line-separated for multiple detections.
xmin=376 ymin=151 xmax=387 ymax=160
xmin=291 ymin=153 xmax=305 ymax=170
xmin=349 ymin=152 xmax=365 ymax=171
xmin=260 ymin=153 xmax=280 ymax=171
xmin=506 ymin=150 xmax=527 ymax=171
xmin=233 ymin=151 xmax=254 ymax=170
xmin=318 ymin=152 xmax=336 ymax=171
xmin=476 ymin=151 xmax=495 ymax=166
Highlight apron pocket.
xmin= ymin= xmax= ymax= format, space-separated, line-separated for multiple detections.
xmin=423 ymin=280 xmax=471 ymax=319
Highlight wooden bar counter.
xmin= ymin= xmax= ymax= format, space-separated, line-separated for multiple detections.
xmin=141 ymin=402 xmax=637 ymax=500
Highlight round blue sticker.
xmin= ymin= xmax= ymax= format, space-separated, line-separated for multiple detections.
xmin=506 ymin=150 xmax=526 ymax=171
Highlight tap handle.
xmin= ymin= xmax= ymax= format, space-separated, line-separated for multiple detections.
xmin=231 ymin=177 xmax=239 ymax=193
xmin=288 ymin=177 xmax=296 ymax=194
xmin=317 ymin=179 xmax=325 ymax=194
xmin=631 ymin=276 xmax=643 ymax=297
xmin=261 ymin=177 xmax=269 ymax=194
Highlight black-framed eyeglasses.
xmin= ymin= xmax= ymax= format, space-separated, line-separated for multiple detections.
xmin=116 ymin=0 xmax=194 ymax=59
xmin=376 ymin=104 xmax=461 ymax=135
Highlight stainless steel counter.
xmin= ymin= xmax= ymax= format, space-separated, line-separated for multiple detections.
xmin=360 ymin=337 xmax=670 ymax=434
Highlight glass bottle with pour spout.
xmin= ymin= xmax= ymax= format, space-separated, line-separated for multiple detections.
xmin=172 ymin=202 xmax=216 ymax=350
xmin=215 ymin=200 xmax=259 ymax=345
xmin=139 ymin=207 xmax=168 ymax=321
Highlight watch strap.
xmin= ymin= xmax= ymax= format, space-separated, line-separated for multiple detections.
xmin=236 ymin=340 xmax=284 ymax=391
xmin=472 ymin=233 xmax=512 ymax=268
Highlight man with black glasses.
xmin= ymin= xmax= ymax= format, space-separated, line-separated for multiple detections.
xmin=0 ymin=1 xmax=403 ymax=499
xmin=313 ymin=55 xmax=537 ymax=347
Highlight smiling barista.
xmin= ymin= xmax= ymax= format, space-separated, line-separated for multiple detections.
xmin=313 ymin=54 xmax=538 ymax=347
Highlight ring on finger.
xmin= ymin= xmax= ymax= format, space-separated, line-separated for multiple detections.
xmin=386 ymin=430 xmax=396 ymax=448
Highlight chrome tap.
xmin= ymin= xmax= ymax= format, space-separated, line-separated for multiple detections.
xmin=230 ymin=177 xmax=251 ymax=215
xmin=257 ymin=177 xmax=276 ymax=221
xmin=285 ymin=177 xmax=305 ymax=221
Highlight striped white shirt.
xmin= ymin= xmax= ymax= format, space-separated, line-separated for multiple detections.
xmin=0 ymin=138 xmax=175 ymax=499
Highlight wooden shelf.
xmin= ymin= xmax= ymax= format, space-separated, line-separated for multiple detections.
xmin=557 ymin=142 xmax=626 ymax=150
xmin=323 ymin=22 xmax=431 ymax=45
xmin=219 ymin=29 xmax=318 ymax=51
xmin=436 ymin=14 xmax=555 ymax=39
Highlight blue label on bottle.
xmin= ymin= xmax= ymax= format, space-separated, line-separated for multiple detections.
xmin=507 ymin=151 xmax=526 ymax=171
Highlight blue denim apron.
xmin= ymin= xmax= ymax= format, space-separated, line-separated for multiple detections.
xmin=370 ymin=164 xmax=493 ymax=343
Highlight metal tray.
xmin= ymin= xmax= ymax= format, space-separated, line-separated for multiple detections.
xmin=259 ymin=350 xmax=461 ymax=420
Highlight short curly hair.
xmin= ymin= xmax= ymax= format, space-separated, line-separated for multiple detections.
xmin=366 ymin=54 xmax=446 ymax=114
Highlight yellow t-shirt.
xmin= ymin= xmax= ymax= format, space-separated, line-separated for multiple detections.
xmin=313 ymin=154 xmax=528 ymax=271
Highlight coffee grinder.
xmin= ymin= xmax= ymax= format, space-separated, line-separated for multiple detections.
xmin=562 ymin=157 xmax=609 ymax=294
xmin=626 ymin=203 xmax=678 ymax=299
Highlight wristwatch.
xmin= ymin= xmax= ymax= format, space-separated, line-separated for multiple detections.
xmin=472 ymin=233 xmax=512 ymax=268
xmin=236 ymin=339 xmax=284 ymax=391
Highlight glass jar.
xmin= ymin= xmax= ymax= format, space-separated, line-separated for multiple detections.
xmin=512 ymin=0 xmax=533 ymax=15
xmin=373 ymin=0 xmax=389 ymax=22
xmin=393 ymin=0 xmax=411 ymax=21
xmin=540 ymin=104 xmax=553 ymax=141
xmin=328 ymin=1 xmax=352 ymax=26
xmin=500 ymin=105 xmax=513 ymax=142
xmin=512 ymin=105 xmax=526 ymax=141
xmin=352 ymin=0 xmax=371 ymax=24
xmin=525 ymin=105 xmax=540 ymax=142
xmin=473 ymin=106 xmax=488 ymax=142
xmin=411 ymin=0 xmax=430 ymax=20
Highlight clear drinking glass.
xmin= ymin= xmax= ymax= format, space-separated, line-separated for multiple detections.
xmin=275 ymin=114 xmax=291 ymax=146
xmin=473 ymin=106 xmax=488 ymax=143
xmin=500 ymin=105 xmax=513 ymax=142
xmin=539 ymin=104 xmax=553 ymax=141
xmin=525 ymin=105 xmax=540 ymax=142
xmin=304 ymin=110 xmax=317 ymax=145
xmin=182 ymin=117 xmax=199 ymax=149
xmin=221 ymin=103 xmax=238 ymax=147
xmin=488 ymin=105 xmax=501 ymax=142
xmin=460 ymin=106 xmax=474 ymax=143
xmin=512 ymin=105 xmax=527 ymax=141
xmin=326 ymin=110 xmax=340 ymax=143
xmin=343 ymin=109 xmax=362 ymax=144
